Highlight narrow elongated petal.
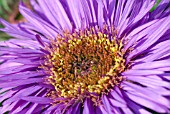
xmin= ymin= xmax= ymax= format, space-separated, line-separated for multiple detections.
xmin=0 ymin=0 xmax=170 ymax=113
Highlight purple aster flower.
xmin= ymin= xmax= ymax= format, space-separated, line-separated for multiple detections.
xmin=0 ymin=0 xmax=170 ymax=114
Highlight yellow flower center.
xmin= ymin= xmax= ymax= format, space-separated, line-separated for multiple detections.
xmin=43 ymin=26 xmax=125 ymax=101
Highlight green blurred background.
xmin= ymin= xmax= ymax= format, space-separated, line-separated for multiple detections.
xmin=0 ymin=0 xmax=30 ymax=41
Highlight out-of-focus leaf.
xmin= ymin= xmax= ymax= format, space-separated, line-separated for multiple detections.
xmin=1 ymin=0 xmax=12 ymax=12
xmin=0 ymin=32 xmax=11 ymax=41
xmin=0 ymin=22 xmax=10 ymax=41
xmin=150 ymin=0 xmax=162 ymax=12
xmin=0 ymin=0 xmax=19 ymax=20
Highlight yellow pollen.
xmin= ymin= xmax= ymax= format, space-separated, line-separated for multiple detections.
xmin=42 ymin=26 xmax=125 ymax=101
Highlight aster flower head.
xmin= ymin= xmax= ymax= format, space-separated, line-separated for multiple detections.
xmin=0 ymin=0 xmax=170 ymax=114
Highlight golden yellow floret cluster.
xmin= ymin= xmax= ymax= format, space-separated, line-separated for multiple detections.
xmin=43 ymin=26 xmax=125 ymax=99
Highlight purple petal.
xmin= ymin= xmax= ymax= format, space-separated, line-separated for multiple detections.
xmin=64 ymin=0 xmax=82 ymax=29
xmin=0 ymin=71 xmax=45 ymax=80
xmin=19 ymin=2 xmax=61 ymax=38
xmin=108 ymin=97 xmax=127 ymax=108
xmin=21 ymin=96 xmax=52 ymax=104
xmin=123 ymin=82 xmax=170 ymax=107
xmin=96 ymin=105 xmax=107 ymax=114
xmin=132 ymin=60 xmax=170 ymax=70
xmin=66 ymin=102 xmax=81 ymax=114
xmin=122 ymin=69 xmax=163 ymax=76
xmin=96 ymin=0 xmax=104 ymax=28
xmin=102 ymin=95 xmax=113 ymax=114
xmin=83 ymin=98 xmax=95 ymax=114
xmin=0 ymin=78 xmax=43 ymax=88
xmin=113 ymin=0 xmax=126 ymax=27
xmin=126 ymin=92 xmax=167 ymax=113
xmin=110 ymin=90 xmax=126 ymax=104
xmin=127 ymin=76 xmax=170 ymax=88
xmin=37 ymin=0 xmax=72 ymax=30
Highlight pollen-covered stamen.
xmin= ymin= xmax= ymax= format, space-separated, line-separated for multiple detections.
xmin=43 ymin=26 xmax=125 ymax=100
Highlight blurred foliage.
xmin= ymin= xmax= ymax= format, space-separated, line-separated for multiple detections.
xmin=0 ymin=26 xmax=9 ymax=41
xmin=150 ymin=0 xmax=162 ymax=12
xmin=0 ymin=0 xmax=29 ymax=41
xmin=0 ymin=0 xmax=18 ymax=19
xmin=0 ymin=0 xmax=19 ymax=41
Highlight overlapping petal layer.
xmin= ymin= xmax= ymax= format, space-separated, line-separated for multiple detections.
xmin=0 ymin=0 xmax=170 ymax=113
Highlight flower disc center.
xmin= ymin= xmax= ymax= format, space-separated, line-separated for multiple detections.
xmin=43 ymin=26 xmax=125 ymax=99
